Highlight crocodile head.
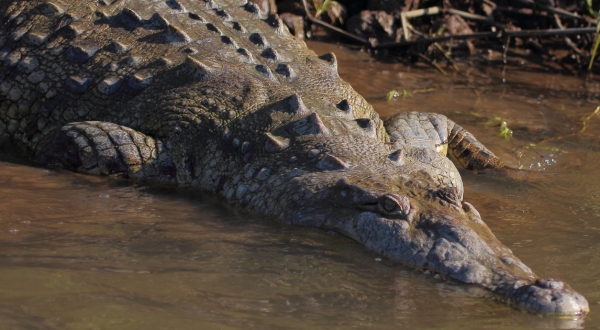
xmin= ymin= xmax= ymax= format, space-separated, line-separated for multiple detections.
xmin=281 ymin=139 xmax=589 ymax=316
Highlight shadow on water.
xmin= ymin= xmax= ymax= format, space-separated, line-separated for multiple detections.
xmin=0 ymin=42 xmax=599 ymax=329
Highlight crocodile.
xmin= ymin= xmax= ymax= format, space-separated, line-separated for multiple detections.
xmin=0 ymin=0 xmax=589 ymax=315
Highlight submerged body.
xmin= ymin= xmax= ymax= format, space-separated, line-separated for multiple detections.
xmin=0 ymin=0 xmax=589 ymax=315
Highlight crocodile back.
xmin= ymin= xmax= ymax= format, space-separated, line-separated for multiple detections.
xmin=0 ymin=0 xmax=385 ymax=152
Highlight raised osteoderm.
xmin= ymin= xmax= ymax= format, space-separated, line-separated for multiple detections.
xmin=0 ymin=0 xmax=589 ymax=315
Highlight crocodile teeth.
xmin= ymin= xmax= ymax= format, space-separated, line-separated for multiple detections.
xmin=264 ymin=133 xmax=289 ymax=153
xmin=318 ymin=52 xmax=338 ymax=72
xmin=388 ymin=149 xmax=404 ymax=164
xmin=291 ymin=113 xmax=330 ymax=137
xmin=286 ymin=93 xmax=309 ymax=115
xmin=317 ymin=155 xmax=348 ymax=171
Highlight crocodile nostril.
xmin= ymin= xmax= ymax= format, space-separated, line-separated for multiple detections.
xmin=462 ymin=202 xmax=471 ymax=212
xmin=535 ymin=278 xmax=564 ymax=290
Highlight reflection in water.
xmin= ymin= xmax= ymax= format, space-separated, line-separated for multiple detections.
xmin=0 ymin=42 xmax=599 ymax=329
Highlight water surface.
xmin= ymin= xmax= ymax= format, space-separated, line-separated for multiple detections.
xmin=1 ymin=42 xmax=599 ymax=329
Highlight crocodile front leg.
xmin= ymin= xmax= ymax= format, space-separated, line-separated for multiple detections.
xmin=384 ymin=112 xmax=506 ymax=170
xmin=34 ymin=122 xmax=177 ymax=184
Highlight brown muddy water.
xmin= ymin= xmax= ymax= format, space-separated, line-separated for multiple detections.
xmin=1 ymin=41 xmax=600 ymax=330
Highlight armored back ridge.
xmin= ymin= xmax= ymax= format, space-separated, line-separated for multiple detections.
xmin=0 ymin=0 xmax=590 ymax=315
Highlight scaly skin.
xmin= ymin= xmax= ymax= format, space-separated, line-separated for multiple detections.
xmin=0 ymin=0 xmax=589 ymax=315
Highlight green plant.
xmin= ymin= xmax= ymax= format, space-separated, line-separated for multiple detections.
xmin=589 ymin=18 xmax=600 ymax=70
xmin=386 ymin=90 xmax=412 ymax=101
xmin=386 ymin=90 xmax=399 ymax=101
xmin=586 ymin=0 xmax=598 ymax=18
xmin=499 ymin=121 xmax=513 ymax=141
xmin=312 ymin=0 xmax=344 ymax=23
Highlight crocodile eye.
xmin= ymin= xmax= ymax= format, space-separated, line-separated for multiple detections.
xmin=383 ymin=198 xmax=397 ymax=212
xmin=378 ymin=194 xmax=412 ymax=218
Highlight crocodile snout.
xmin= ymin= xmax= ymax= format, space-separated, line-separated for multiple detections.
xmin=510 ymin=278 xmax=589 ymax=315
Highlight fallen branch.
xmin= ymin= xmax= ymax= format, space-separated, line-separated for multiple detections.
xmin=374 ymin=27 xmax=597 ymax=49
xmin=300 ymin=0 xmax=368 ymax=45
xmin=446 ymin=8 xmax=505 ymax=29
xmin=552 ymin=14 xmax=600 ymax=69
xmin=512 ymin=0 xmax=596 ymax=24
xmin=494 ymin=6 xmax=549 ymax=17
xmin=401 ymin=7 xmax=442 ymax=41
